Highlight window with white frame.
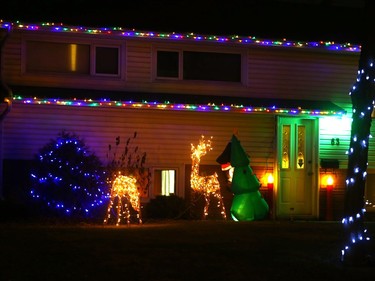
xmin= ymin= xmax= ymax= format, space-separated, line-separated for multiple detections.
xmin=153 ymin=169 xmax=176 ymax=196
xmin=25 ymin=40 xmax=121 ymax=76
xmin=156 ymin=50 xmax=180 ymax=78
xmin=94 ymin=46 xmax=120 ymax=75
xmin=26 ymin=41 xmax=90 ymax=74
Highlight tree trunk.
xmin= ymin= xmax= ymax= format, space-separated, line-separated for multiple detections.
xmin=342 ymin=0 xmax=374 ymax=266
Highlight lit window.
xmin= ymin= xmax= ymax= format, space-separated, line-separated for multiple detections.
xmin=154 ymin=169 xmax=176 ymax=196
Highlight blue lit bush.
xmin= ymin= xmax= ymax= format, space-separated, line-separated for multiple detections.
xmin=29 ymin=131 xmax=109 ymax=220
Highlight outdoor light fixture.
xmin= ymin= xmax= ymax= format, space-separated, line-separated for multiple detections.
xmin=267 ymin=173 xmax=274 ymax=187
xmin=267 ymin=173 xmax=274 ymax=218
xmin=321 ymin=174 xmax=334 ymax=220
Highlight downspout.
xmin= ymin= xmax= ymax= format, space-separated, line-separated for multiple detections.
xmin=0 ymin=25 xmax=13 ymax=200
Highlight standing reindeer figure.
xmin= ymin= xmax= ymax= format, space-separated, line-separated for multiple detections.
xmin=190 ymin=135 xmax=227 ymax=219
xmin=103 ymin=174 xmax=142 ymax=226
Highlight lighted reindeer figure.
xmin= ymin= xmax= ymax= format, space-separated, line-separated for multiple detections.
xmin=190 ymin=135 xmax=227 ymax=220
xmin=103 ymin=174 xmax=142 ymax=226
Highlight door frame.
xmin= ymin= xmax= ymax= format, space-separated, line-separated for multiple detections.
xmin=275 ymin=116 xmax=319 ymax=220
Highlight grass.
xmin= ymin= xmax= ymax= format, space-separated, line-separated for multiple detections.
xmin=0 ymin=220 xmax=374 ymax=281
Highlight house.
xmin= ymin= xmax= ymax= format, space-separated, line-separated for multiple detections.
xmin=0 ymin=20 xmax=373 ymax=221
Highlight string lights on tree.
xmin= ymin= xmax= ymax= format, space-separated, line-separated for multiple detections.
xmin=342 ymin=57 xmax=373 ymax=265
xmin=30 ymin=130 xmax=109 ymax=219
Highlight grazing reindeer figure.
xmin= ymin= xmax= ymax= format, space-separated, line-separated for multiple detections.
xmin=190 ymin=135 xmax=226 ymax=220
xmin=103 ymin=174 xmax=142 ymax=226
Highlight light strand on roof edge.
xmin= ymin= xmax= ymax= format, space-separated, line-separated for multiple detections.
xmin=0 ymin=20 xmax=361 ymax=52
xmin=11 ymin=96 xmax=346 ymax=116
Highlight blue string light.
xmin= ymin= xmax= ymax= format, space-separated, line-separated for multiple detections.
xmin=29 ymin=131 xmax=109 ymax=217
xmin=341 ymin=60 xmax=373 ymax=263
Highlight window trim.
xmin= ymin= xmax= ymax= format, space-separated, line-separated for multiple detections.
xmin=91 ymin=44 xmax=121 ymax=77
xmin=154 ymin=48 xmax=183 ymax=80
xmin=22 ymin=35 xmax=123 ymax=78
xmin=151 ymin=166 xmax=184 ymax=199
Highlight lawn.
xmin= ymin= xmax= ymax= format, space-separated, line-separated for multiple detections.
xmin=0 ymin=220 xmax=374 ymax=281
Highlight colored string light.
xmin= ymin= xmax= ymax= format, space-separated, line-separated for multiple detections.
xmin=0 ymin=20 xmax=361 ymax=52
xmin=11 ymin=96 xmax=345 ymax=116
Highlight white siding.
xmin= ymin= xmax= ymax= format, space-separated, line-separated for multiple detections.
xmin=3 ymin=102 xmax=275 ymax=170
xmin=2 ymin=27 xmax=360 ymax=107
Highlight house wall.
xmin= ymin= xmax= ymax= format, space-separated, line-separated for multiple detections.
xmin=2 ymin=27 xmax=366 ymax=172
xmin=2 ymin=101 xmax=276 ymax=199
xmin=3 ymin=23 xmax=375 ymax=219
xmin=2 ymin=27 xmax=359 ymax=111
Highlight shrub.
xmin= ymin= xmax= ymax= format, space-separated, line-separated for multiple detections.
xmin=29 ymin=130 xmax=109 ymax=220
xmin=144 ymin=195 xmax=190 ymax=220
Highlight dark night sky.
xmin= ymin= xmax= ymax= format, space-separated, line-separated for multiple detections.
xmin=1 ymin=0 xmax=366 ymax=44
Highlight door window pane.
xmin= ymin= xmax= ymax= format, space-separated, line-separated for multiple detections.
xmin=297 ymin=125 xmax=305 ymax=169
xmin=282 ymin=125 xmax=290 ymax=169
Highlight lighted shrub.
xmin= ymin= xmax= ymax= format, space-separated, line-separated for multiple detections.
xmin=29 ymin=131 xmax=109 ymax=220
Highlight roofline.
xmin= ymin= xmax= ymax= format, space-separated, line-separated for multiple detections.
xmin=9 ymin=86 xmax=347 ymax=117
xmin=0 ymin=20 xmax=361 ymax=53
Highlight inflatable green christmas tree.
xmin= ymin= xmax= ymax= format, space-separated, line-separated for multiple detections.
xmin=217 ymin=134 xmax=269 ymax=221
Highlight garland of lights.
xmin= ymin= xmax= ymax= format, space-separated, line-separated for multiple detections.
xmin=11 ymin=96 xmax=345 ymax=116
xmin=30 ymin=131 xmax=109 ymax=218
xmin=0 ymin=21 xmax=361 ymax=52
xmin=341 ymin=60 xmax=373 ymax=263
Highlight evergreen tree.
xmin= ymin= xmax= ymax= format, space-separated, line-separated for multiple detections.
xmin=30 ymin=130 xmax=108 ymax=219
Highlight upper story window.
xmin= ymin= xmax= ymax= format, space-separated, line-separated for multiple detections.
xmin=25 ymin=40 xmax=121 ymax=76
xmin=26 ymin=41 xmax=90 ymax=74
xmin=183 ymin=51 xmax=241 ymax=82
xmin=94 ymin=46 xmax=120 ymax=75
xmin=156 ymin=49 xmax=242 ymax=82
xmin=156 ymin=51 xmax=180 ymax=78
